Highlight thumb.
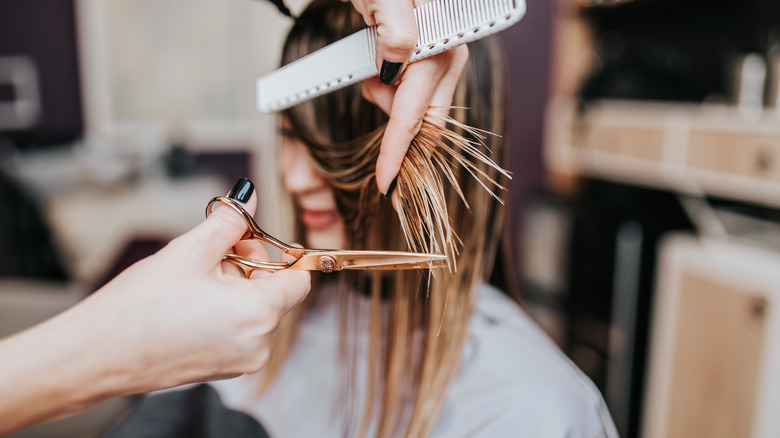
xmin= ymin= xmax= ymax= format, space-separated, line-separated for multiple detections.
xmin=372 ymin=0 xmax=417 ymax=85
xmin=190 ymin=178 xmax=259 ymax=260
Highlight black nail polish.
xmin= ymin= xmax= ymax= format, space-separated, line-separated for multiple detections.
xmin=379 ymin=60 xmax=403 ymax=85
xmin=384 ymin=177 xmax=398 ymax=199
xmin=228 ymin=178 xmax=254 ymax=203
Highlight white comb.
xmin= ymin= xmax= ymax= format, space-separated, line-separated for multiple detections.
xmin=257 ymin=0 xmax=526 ymax=113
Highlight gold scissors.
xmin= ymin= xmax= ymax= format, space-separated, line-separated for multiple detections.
xmin=206 ymin=196 xmax=447 ymax=276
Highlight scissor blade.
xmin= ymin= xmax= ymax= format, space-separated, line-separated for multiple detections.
xmin=340 ymin=252 xmax=448 ymax=270
xmin=290 ymin=250 xmax=447 ymax=271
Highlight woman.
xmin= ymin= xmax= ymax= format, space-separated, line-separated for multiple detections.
xmin=211 ymin=1 xmax=618 ymax=437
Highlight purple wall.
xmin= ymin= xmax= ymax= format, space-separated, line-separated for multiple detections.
xmin=499 ymin=0 xmax=554 ymax=297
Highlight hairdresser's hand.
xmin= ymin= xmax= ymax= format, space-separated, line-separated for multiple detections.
xmin=80 ymin=179 xmax=310 ymax=389
xmin=0 ymin=178 xmax=310 ymax=434
xmin=351 ymin=0 xmax=469 ymax=196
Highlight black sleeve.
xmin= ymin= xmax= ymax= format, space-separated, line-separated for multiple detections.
xmin=103 ymin=384 xmax=271 ymax=438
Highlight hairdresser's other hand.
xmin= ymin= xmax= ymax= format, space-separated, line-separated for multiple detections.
xmin=0 ymin=178 xmax=310 ymax=434
xmin=351 ymin=0 xmax=469 ymax=196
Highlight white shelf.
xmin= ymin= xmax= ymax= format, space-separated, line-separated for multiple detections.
xmin=545 ymin=98 xmax=780 ymax=207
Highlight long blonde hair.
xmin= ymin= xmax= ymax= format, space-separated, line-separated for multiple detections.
xmin=258 ymin=1 xmax=509 ymax=436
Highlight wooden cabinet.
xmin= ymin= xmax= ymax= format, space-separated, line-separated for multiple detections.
xmin=643 ymin=235 xmax=780 ymax=438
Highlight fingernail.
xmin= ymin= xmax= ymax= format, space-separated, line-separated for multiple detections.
xmin=228 ymin=178 xmax=254 ymax=203
xmin=384 ymin=176 xmax=398 ymax=199
xmin=379 ymin=60 xmax=403 ymax=85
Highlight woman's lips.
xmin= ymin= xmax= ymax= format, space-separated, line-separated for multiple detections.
xmin=300 ymin=208 xmax=340 ymax=230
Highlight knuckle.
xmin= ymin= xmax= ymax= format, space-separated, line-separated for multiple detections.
xmin=254 ymin=300 xmax=284 ymax=334
xmin=300 ymin=273 xmax=312 ymax=296
xmin=274 ymin=271 xmax=311 ymax=306
xmin=291 ymin=270 xmax=312 ymax=292
xmin=454 ymin=45 xmax=469 ymax=67
xmin=379 ymin=28 xmax=417 ymax=57
xmin=402 ymin=118 xmax=423 ymax=139
xmin=248 ymin=348 xmax=272 ymax=373
xmin=291 ymin=279 xmax=312 ymax=307
xmin=212 ymin=210 xmax=246 ymax=233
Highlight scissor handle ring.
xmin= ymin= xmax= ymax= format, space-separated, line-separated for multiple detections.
xmin=205 ymin=196 xmax=307 ymax=274
xmin=205 ymin=197 xmax=257 ymax=240
xmin=206 ymin=197 xmax=303 ymax=255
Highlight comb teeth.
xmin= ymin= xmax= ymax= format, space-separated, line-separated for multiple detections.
xmin=416 ymin=0 xmax=515 ymax=45
xmin=366 ymin=27 xmax=377 ymax=68
xmin=409 ymin=0 xmax=522 ymax=62
xmin=256 ymin=0 xmax=525 ymax=112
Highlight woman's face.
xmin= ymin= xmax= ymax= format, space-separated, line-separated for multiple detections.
xmin=279 ymin=119 xmax=346 ymax=250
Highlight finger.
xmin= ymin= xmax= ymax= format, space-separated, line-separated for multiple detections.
xmin=221 ymin=259 xmax=248 ymax=278
xmin=361 ymin=77 xmax=394 ymax=115
xmin=233 ymin=239 xmax=270 ymax=262
xmin=350 ymin=0 xmax=374 ymax=25
xmin=253 ymin=245 xmax=311 ymax=311
xmin=375 ymin=60 xmax=442 ymax=194
xmin=190 ymin=178 xmax=258 ymax=260
xmin=259 ymin=268 xmax=311 ymax=313
xmin=370 ymin=0 xmax=417 ymax=85
xmin=426 ymin=45 xmax=469 ymax=120
xmin=364 ymin=46 xmax=468 ymax=119
xmin=247 ymin=241 xmax=300 ymax=281
xmin=218 ymin=238 xmax=273 ymax=280
xmin=233 ymin=240 xmax=272 ymax=279
xmin=241 ymin=240 xmax=272 ymax=280
xmin=375 ymin=48 xmax=468 ymax=194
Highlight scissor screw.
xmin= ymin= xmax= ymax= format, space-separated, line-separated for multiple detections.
xmin=318 ymin=255 xmax=336 ymax=273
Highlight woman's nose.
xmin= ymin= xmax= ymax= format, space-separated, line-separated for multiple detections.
xmin=281 ymin=141 xmax=327 ymax=194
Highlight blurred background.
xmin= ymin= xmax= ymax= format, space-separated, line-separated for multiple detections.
xmin=2 ymin=0 xmax=780 ymax=437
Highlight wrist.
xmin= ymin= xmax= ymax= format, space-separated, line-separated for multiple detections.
xmin=0 ymin=308 xmax=117 ymax=433
xmin=47 ymin=297 xmax=150 ymax=401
